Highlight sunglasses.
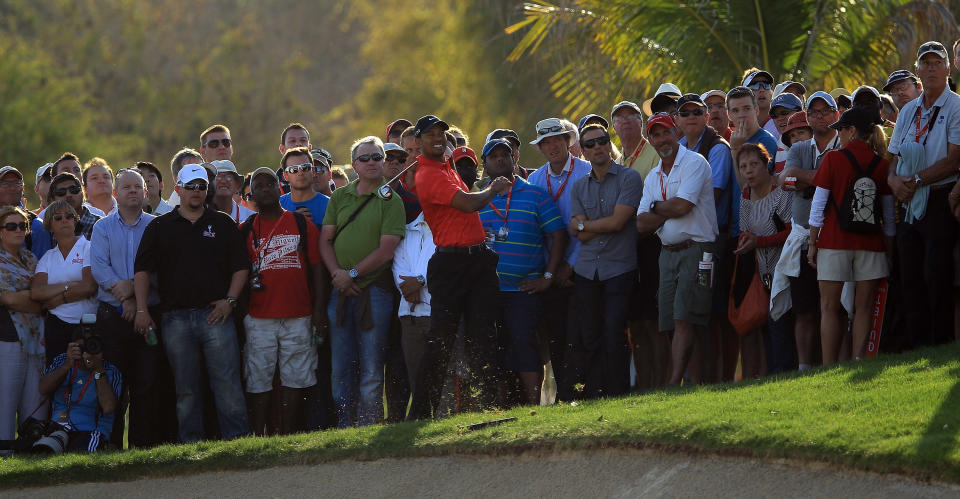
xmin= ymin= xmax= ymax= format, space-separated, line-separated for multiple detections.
xmin=536 ymin=124 xmax=564 ymax=135
xmin=52 ymin=213 xmax=76 ymax=222
xmin=581 ymin=136 xmax=610 ymax=149
xmin=314 ymin=164 xmax=329 ymax=173
xmin=385 ymin=153 xmax=409 ymax=163
xmin=771 ymin=109 xmax=794 ymax=118
xmin=747 ymin=81 xmax=772 ymax=90
xmin=203 ymin=138 xmax=231 ymax=149
xmin=285 ymin=162 xmax=313 ymax=174
xmin=355 ymin=153 xmax=384 ymax=163
xmin=676 ymin=109 xmax=705 ymax=118
xmin=178 ymin=182 xmax=208 ymax=191
xmin=53 ymin=185 xmax=82 ymax=197
xmin=2 ymin=222 xmax=27 ymax=232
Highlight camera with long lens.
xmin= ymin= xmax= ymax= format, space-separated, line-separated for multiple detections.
xmin=72 ymin=313 xmax=103 ymax=355
xmin=0 ymin=418 xmax=68 ymax=454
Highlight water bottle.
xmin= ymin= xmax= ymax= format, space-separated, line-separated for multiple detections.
xmin=697 ymin=252 xmax=714 ymax=288
xmin=145 ymin=325 xmax=158 ymax=347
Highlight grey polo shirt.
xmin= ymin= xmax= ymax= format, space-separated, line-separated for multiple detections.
xmin=888 ymin=88 xmax=960 ymax=187
xmin=785 ymin=134 xmax=840 ymax=227
xmin=570 ymin=162 xmax=644 ymax=280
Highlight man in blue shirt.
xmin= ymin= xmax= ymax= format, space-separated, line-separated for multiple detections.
xmin=727 ymin=86 xmax=779 ymax=171
xmin=89 ymin=169 xmax=173 ymax=448
xmin=279 ymin=147 xmax=329 ymax=229
xmin=478 ymin=138 xmax=567 ymax=405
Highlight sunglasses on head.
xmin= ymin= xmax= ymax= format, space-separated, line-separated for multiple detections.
xmin=386 ymin=153 xmax=409 ymax=163
xmin=537 ymin=124 xmax=564 ymax=135
xmin=203 ymin=138 xmax=231 ymax=149
xmin=2 ymin=222 xmax=27 ymax=232
xmin=178 ymin=182 xmax=208 ymax=191
xmin=355 ymin=153 xmax=384 ymax=163
xmin=285 ymin=162 xmax=313 ymax=174
xmin=53 ymin=213 xmax=76 ymax=222
xmin=53 ymin=185 xmax=81 ymax=197
xmin=581 ymin=136 xmax=610 ymax=149
xmin=747 ymin=81 xmax=772 ymax=90
xmin=676 ymin=109 xmax=705 ymax=118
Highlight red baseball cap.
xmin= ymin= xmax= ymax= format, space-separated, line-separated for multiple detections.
xmin=451 ymin=146 xmax=478 ymax=165
xmin=645 ymin=112 xmax=677 ymax=134
xmin=385 ymin=119 xmax=413 ymax=140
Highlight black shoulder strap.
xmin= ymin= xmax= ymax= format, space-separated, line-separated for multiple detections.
xmin=331 ymin=194 xmax=376 ymax=243
xmin=291 ymin=211 xmax=309 ymax=252
xmin=839 ymin=148 xmax=862 ymax=175
xmin=238 ymin=213 xmax=258 ymax=242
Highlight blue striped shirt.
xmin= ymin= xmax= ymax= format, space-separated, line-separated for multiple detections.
xmin=479 ymin=177 xmax=565 ymax=291
xmin=45 ymin=353 xmax=122 ymax=439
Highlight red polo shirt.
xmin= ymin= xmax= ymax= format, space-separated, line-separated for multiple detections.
xmin=415 ymin=154 xmax=486 ymax=247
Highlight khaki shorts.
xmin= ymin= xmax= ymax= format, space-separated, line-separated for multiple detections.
xmin=816 ymin=248 xmax=888 ymax=282
xmin=242 ymin=315 xmax=317 ymax=393
xmin=658 ymin=241 xmax=714 ymax=331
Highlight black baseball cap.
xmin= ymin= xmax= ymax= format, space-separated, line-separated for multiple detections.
xmin=577 ymin=114 xmax=609 ymax=131
xmin=676 ymin=93 xmax=706 ymax=110
xmin=829 ymin=106 xmax=880 ymax=132
xmin=487 ymin=128 xmax=521 ymax=147
xmin=882 ymin=70 xmax=918 ymax=91
xmin=414 ymin=115 xmax=449 ymax=137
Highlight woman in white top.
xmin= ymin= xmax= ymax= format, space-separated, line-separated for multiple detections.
xmin=30 ymin=200 xmax=98 ymax=366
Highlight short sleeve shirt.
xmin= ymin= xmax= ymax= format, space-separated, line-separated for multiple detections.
xmin=637 ymin=147 xmax=719 ymax=245
xmin=242 ymin=211 xmax=322 ymax=318
xmin=785 ymin=134 xmax=841 ymax=227
xmin=812 ymin=140 xmax=891 ymax=252
xmin=888 ymin=89 xmax=960 ymax=187
xmin=570 ymin=163 xmax=644 ymax=280
xmin=36 ymin=237 xmax=98 ymax=324
xmin=414 ymin=155 xmax=486 ymax=247
xmin=527 ymin=155 xmax=592 ymax=266
xmin=478 ymin=177 xmax=565 ymax=291
xmin=321 ymin=180 xmax=405 ymax=288
xmin=280 ymin=192 xmax=330 ymax=229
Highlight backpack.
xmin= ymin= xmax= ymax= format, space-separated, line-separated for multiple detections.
xmin=831 ymin=148 xmax=882 ymax=234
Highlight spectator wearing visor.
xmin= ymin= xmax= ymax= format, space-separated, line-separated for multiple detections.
xmin=808 ymin=107 xmax=895 ymax=363
xmin=636 ymin=113 xmax=718 ymax=386
xmin=133 ymin=163 xmax=251 ymax=443
xmin=892 ymin=41 xmax=960 ymax=350
xmin=280 ymin=147 xmax=330 ymax=229
xmin=742 ymin=69 xmax=779 ymax=140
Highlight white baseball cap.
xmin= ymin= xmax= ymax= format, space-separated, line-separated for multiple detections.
xmin=177 ymin=163 xmax=208 ymax=185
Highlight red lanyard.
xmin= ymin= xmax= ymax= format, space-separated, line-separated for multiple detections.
xmin=254 ymin=212 xmax=285 ymax=257
xmin=545 ymin=155 xmax=574 ymax=201
xmin=914 ymin=106 xmax=929 ymax=143
xmin=626 ymin=140 xmax=647 ymax=169
xmin=64 ymin=366 xmax=95 ymax=417
xmin=659 ymin=171 xmax=668 ymax=201
xmin=487 ymin=182 xmax=514 ymax=223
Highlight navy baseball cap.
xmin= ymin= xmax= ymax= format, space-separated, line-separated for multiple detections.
xmin=882 ymin=70 xmax=918 ymax=92
xmin=770 ymin=92 xmax=803 ymax=112
xmin=413 ymin=115 xmax=449 ymax=137
xmin=485 ymin=128 xmax=521 ymax=146
xmin=676 ymin=93 xmax=706 ymax=110
xmin=481 ymin=138 xmax=512 ymax=159
xmin=578 ymin=114 xmax=609 ymax=131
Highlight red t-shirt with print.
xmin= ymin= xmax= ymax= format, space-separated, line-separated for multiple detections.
xmin=242 ymin=211 xmax=322 ymax=318
xmin=812 ymin=140 xmax=891 ymax=252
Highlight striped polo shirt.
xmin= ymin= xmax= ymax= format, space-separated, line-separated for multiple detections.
xmin=479 ymin=177 xmax=565 ymax=292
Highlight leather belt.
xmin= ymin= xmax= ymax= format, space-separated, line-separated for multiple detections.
xmin=436 ymin=244 xmax=486 ymax=255
xmin=662 ymin=240 xmax=695 ymax=252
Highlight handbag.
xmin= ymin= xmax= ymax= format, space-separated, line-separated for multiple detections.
xmin=728 ymin=250 xmax=769 ymax=336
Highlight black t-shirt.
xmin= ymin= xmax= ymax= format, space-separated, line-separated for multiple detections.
xmin=134 ymin=207 xmax=249 ymax=310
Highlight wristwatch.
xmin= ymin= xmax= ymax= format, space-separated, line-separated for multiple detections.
xmin=914 ymin=173 xmax=923 ymax=187
xmin=543 ymin=272 xmax=554 ymax=280
xmin=649 ymin=201 xmax=657 ymax=214
xmin=225 ymin=296 xmax=238 ymax=309
xmin=577 ymin=220 xmax=585 ymax=232
xmin=349 ymin=268 xmax=359 ymax=279
xmin=415 ymin=275 xmax=426 ymax=286
xmin=93 ymin=371 xmax=104 ymax=381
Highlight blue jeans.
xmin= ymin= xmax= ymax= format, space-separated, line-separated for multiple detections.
xmin=161 ymin=307 xmax=249 ymax=442
xmin=328 ymin=286 xmax=393 ymax=427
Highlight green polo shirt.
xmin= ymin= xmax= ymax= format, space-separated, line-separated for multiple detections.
xmin=322 ymin=179 xmax=406 ymax=288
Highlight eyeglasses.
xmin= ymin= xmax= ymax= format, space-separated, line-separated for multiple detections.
xmin=355 ymin=153 xmax=384 ymax=163
xmin=706 ymin=103 xmax=725 ymax=112
xmin=747 ymin=81 xmax=772 ymax=90
xmin=0 ymin=181 xmax=23 ymax=189
xmin=806 ymin=108 xmax=837 ymax=118
xmin=536 ymin=124 xmax=564 ymax=135
xmin=611 ymin=114 xmax=641 ymax=124
xmin=676 ymin=109 xmax=705 ymax=118
xmin=314 ymin=164 xmax=329 ymax=174
xmin=53 ymin=185 xmax=82 ymax=197
xmin=385 ymin=153 xmax=409 ymax=163
xmin=2 ymin=222 xmax=27 ymax=232
xmin=285 ymin=163 xmax=313 ymax=174
xmin=52 ymin=213 xmax=76 ymax=222
xmin=771 ymin=109 xmax=794 ymax=118
xmin=581 ymin=136 xmax=610 ymax=149
xmin=203 ymin=138 xmax=232 ymax=149
xmin=178 ymin=182 xmax=208 ymax=191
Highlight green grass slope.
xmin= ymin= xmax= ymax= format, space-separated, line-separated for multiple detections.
xmin=4 ymin=343 xmax=960 ymax=488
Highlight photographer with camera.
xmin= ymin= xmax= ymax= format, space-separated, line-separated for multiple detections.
xmin=38 ymin=317 xmax=121 ymax=453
